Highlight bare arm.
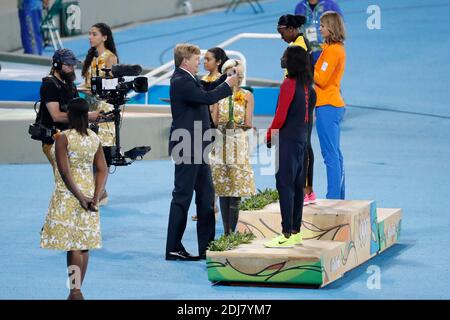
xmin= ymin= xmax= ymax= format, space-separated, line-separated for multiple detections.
xmin=47 ymin=102 xmax=69 ymax=123
xmin=244 ymin=91 xmax=254 ymax=128
xmin=90 ymin=144 xmax=108 ymax=210
xmin=55 ymin=134 xmax=91 ymax=210
xmin=47 ymin=101 xmax=99 ymax=123
xmin=105 ymin=54 xmax=118 ymax=71
xmin=210 ymin=103 xmax=219 ymax=126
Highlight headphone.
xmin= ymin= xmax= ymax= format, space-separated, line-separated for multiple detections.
xmin=53 ymin=56 xmax=62 ymax=70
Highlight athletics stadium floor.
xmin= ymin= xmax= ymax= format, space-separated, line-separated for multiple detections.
xmin=0 ymin=0 xmax=449 ymax=299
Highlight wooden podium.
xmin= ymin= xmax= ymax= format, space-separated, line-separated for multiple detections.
xmin=206 ymin=199 xmax=402 ymax=287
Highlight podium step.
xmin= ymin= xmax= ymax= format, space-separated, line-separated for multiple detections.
xmin=377 ymin=208 xmax=402 ymax=252
xmin=237 ymin=199 xmax=380 ymax=271
xmin=208 ymin=199 xmax=403 ymax=287
xmin=207 ymin=239 xmax=346 ymax=287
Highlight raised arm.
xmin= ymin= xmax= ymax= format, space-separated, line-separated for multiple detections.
xmin=201 ymin=73 xmax=227 ymax=91
xmin=180 ymin=78 xmax=232 ymax=106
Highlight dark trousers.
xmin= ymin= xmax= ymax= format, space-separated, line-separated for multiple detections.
xmin=275 ymin=139 xmax=306 ymax=235
xmin=219 ymin=197 xmax=241 ymax=235
xmin=166 ymin=163 xmax=215 ymax=256
xmin=302 ymin=109 xmax=315 ymax=188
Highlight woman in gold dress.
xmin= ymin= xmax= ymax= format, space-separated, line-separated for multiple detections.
xmin=40 ymin=98 xmax=108 ymax=300
xmin=191 ymin=47 xmax=229 ymax=221
xmin=80 ymin=23 xmax=118 ymax=205
xmin=210 ymin=59 xmax=256 ymax=235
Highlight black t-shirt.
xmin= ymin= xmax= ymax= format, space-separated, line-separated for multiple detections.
xmin=39 ymin=75 xmax=78 ymax=132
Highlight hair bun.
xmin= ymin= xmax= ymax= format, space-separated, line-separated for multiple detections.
xmin=294 ymin=15 xmax=306 ymax=27
xmin=278 ymin=14 xmax=306 ymax=28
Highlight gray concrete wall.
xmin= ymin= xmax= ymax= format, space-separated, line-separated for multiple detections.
xmin=0 ymin=0 xmax=22 ymax=52
xmin=0 ymin=102 xmax=172 ymax=164
xmin=0 ymin=0 xmax=229 ymax=52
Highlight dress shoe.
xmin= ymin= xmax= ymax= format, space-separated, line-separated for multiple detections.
xmin=166 ymin=250 xmax=200 ymax=261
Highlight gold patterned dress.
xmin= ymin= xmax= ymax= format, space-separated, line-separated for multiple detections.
xmin=202 ymin=73 xmax=220 ymax=82
xmin=210 ymin=89 xmax=256 ymax=197
xmin=40 ymin=129 xmax=102 ymax=251
xmin=83 ymin=49 xmax=116 ymax=146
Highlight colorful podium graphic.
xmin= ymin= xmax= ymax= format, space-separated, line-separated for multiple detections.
xmin=207 ymin=199 xmax=402 ymax=287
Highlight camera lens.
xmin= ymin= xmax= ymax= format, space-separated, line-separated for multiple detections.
xmin=133 ymin=77 xmax=148 ymax=93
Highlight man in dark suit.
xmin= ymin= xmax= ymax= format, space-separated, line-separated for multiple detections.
xmin=166 ymin=43 xmax=238 ymax=261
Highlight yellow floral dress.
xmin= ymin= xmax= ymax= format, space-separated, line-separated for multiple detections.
xmin=210 ymin=89 xmax=256 ymax=197
xmin=84 ymin=49 xmax=116 ymax=146
xmin=40 ymin=129 xmax=102 ymax=251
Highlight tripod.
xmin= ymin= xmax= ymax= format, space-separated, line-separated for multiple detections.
xmin=101 ymin=94 xmax=150 ymax=166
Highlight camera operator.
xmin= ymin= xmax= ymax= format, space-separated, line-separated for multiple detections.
xmin=40 ymin=49 xmax=100 ymax=170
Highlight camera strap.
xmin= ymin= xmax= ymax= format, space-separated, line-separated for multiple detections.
xmin=33 ymin=100 xmax=42 ymax=124
xmin=33 ymin=76 xmax=60 ymax=124
xmin=37 ymin=75 xmax=76 ymax=117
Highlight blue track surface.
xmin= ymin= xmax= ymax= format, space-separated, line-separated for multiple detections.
xmin=1 ymin=0 xmax=450 ymax=299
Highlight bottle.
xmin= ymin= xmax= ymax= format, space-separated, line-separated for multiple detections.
xmin=225 ymin=95 xmax=235 ymax=129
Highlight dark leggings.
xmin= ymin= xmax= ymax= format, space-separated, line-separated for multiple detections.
xmin=303 ymin=107 xmax=315 ymax=188
xmin=219 ymin=197 xmax=241 ymax=235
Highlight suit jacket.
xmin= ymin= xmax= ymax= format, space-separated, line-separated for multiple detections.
xmin=169 ymin=68 xmax=231 ymax=160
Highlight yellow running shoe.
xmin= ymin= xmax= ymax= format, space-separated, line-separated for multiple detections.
xmin=264 ymin=234 xmax=296 ymax=248
xmin=291 ymin=232 xmax=303 ymax=245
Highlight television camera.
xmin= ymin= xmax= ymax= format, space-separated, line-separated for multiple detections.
xmin=90 ymin=64 xmax=150 ymax=166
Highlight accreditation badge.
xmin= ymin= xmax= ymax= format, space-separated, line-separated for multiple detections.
xmin=305 ymin=26 xmax=318 ymax=42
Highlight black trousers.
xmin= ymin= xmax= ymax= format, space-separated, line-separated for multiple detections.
xmin=275 ymin=140 xmax=306 ymax=235
xmin=166 ymin=163 xmax=215 ymax=256
xmin=302 ymin=107 xmax=315 ymax=188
